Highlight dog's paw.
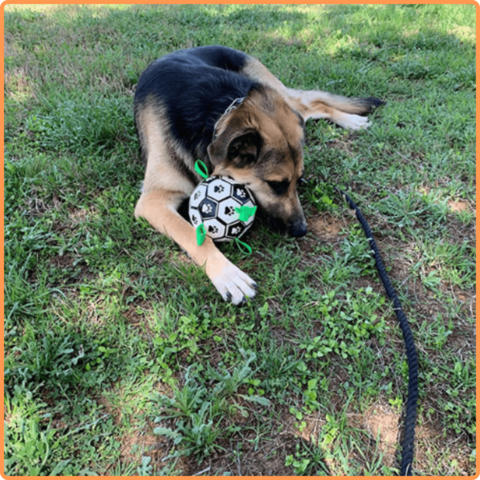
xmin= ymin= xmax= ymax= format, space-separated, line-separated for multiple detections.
xmin=209 ymin=260 xmax=257 ymax=305
xmin=336 ymin=113 xmax=372 ymax=131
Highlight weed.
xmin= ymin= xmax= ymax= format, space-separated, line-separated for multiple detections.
xmin=299 ymin=289 xmax=387 ymax=360
xmin=152 ymin=350 xmax=267 ymax=460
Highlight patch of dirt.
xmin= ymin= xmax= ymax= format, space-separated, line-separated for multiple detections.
xmin=115 ymin=420 xmax=180 ymax=475
xmin=448 ymin=200 xmax=470 ymax=213
xmin=295 ymin=413 xmax=325 ymax=443
xmin=27 ymin=196 xmax=49 ymax=217
xmin=362 ymin=405 xmax=400 ymax=466
xmin=273 ymin=36 xmax=304 ymax=48
xmin=146 ymin=249 xmax=165 ymax=263
xmin=69 ymin=208 xmax=88 ymax=223
xmin=130 ymin=428 xmax=167 ymax=464
xmin=310 ymin=213 xmax=345 ymax=241
xmin=297 ymin=210 xmax=348 ymax=257
xmin=447 ymin=323 xmax=476 ymax=357
xmin=349 ymin=403 xmax=425 ymax=471
xmin=346 ymin=395 xmax=475 ymax=475
xmin=50 ymin=254 xmax=74 ymax=269
xmin=413 ymin=418 xmax=473 ymax=475
xmin=68 ymin=206 xmax=99 ymax=225
xmin=97 ymin=395 xmax=123 ymax=424
xmin=101 ymin=382 xmax=179 ymax=474
xmin=5 ymin=66 xmax=35 ymax=100
xmin=327 ymin=137 xmax=357 ymax=155
xmin=52 ymin=412 xmax=67 ymax=430
xmin=4 ymin=405 xmax=12 ymax=426
xmin=194 ymin=430 xmax=301 ymax=476
xmin=123 ymin=300 xmax=154 ymax=329
xmin=196 ymin=404 xmax=339 ymax=476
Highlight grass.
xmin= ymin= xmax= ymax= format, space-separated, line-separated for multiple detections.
xmin=4 ymin=4 xmax=476 ymax=476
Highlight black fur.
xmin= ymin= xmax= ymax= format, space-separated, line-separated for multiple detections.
xmin=134 ymin=46 xmax=259 ymax=165
xmin=358 ymin=96 xmax=386 ymax=114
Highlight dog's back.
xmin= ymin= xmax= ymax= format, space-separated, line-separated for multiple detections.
xmin=135 ymin=47 xmax=260 ymax=159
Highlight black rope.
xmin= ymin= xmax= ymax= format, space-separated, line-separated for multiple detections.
xmin=337 ymin=188 xmax=419 ymax=476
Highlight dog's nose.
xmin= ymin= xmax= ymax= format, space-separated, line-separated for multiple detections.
xmin=288 ymin=219 xmax=307 ymax=237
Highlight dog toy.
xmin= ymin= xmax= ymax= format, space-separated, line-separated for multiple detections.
xmin=189 ymin=161 xmax=257 ymax=249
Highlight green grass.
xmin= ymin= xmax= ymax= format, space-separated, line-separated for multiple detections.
xmin=4 ymin=4 xmax=476 ymax=476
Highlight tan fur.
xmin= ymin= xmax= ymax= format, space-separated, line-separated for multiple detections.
xmin=137 ymin=101 xmax=195 ymax=196
xmin=242 ymin=56 xmax=290 ymax=95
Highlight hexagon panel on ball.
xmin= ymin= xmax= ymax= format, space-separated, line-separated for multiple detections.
xmin=206 ymin=179 xmax=233 ymax=202
xmin=217 ymin=197 xmax=242 ymax=225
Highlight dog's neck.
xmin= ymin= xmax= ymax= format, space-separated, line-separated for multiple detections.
xmin=212 ymin=97 xmax=245 ymax=141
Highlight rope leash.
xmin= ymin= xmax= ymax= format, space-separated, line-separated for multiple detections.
xmin=336 ymin=188 xmax=419 ymax=476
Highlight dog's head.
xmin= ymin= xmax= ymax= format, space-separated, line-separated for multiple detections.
xmin=208 ymin=85 xmax=307 ymax=237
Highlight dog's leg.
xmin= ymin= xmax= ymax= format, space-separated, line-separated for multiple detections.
xmin=135 ymin=102 xmax=257 ymax=304
xmin=284 ymin=89 xmax=382 ymax=130
xmin=135 ymin=190 xmax=257 ymax=305
xmin=241 ymin=55 xmax=382 ymax=130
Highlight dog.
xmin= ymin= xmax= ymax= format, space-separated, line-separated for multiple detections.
xmin=133 ymin=46 xmax=383 ymax=304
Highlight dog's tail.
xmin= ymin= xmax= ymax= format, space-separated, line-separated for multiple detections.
xmin=312 ymin=91 xmax=385 ymax=115
xmin=287 ymin=88 xmax=385 ymax=116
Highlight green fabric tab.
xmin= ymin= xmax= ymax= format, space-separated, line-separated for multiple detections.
xmin=196 ymin=223 xmax=206 ymax=246
xmin=235 ymin=205 xmax=257 ymax=222
xmin=194 ymin=160 xmax=209 ymax=180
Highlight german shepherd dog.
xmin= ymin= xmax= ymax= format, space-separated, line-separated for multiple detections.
xmin=134 ymin=46 xmax=382 ymax=304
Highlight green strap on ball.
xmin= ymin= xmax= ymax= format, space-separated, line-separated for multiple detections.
xmin=195 ymin=160 xmax=209 ymax=180
xmin=198 ymin=223 xmax=251 ymax=255
xmin=235 ymin=205 xmax=257 ymax=222
xmin=196 ymin=223 xmax=206 ymax=246
xmin=234 ymin=207 xmax=255 ymax=254
xmin=234 ymin=237 xmax=252 ymax=255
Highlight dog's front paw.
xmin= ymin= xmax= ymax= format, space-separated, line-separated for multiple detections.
xmin=208 ymin=260 xmax=257 ymax=305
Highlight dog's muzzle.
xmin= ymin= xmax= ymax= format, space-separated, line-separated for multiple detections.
xmin=265 ymin=215 xmax=307 ymax=237
xmin=288 ymin=218 xmax=308 ymax=237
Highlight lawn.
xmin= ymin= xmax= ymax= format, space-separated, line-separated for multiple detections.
xmin=4 ymin=4 xmax=476 ymax=476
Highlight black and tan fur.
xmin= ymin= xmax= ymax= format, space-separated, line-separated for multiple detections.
xmin=134 ymin=46 xmax=383 ymax=304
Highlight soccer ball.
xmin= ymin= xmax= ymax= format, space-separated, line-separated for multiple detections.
xmin=189 ymin=176 xmax=256 ymax=242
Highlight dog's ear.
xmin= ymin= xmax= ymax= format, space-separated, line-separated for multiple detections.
xmin=208 ymin=129 xmax=262 ymax=168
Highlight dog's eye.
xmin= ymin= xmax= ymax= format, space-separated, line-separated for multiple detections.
xmin=267 ymin=180 xmax=290 ymax=195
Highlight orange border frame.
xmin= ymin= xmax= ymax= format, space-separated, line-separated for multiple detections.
xmin=1 ymin=1 xmax=478 ymax=479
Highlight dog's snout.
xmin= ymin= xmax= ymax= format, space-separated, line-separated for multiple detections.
xmin=288 ymin=219 xmax=307 ymax=237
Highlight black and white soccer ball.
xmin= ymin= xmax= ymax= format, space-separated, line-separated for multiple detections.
xmin=189 ymin=176 xmax=256 ymax=242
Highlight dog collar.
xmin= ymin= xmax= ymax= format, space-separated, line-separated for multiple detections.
xmin=213 ymin=97 xmax=245 ymax=141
